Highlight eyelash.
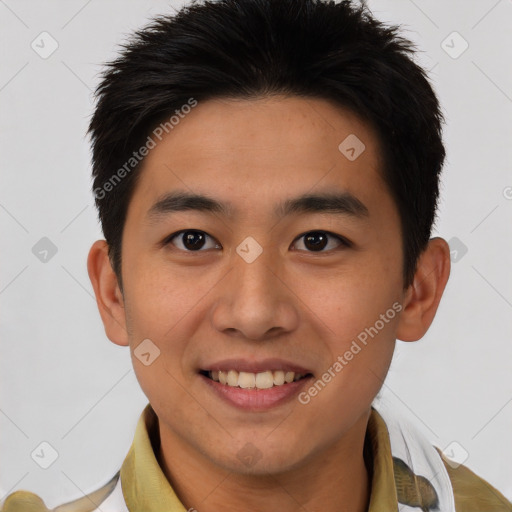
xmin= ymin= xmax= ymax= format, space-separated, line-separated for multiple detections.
xmin=163 ymin=230 xmax=351 ymax=253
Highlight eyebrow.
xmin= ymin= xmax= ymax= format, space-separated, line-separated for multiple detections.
xmin=146 ymin=189 xmax=369 ymax=223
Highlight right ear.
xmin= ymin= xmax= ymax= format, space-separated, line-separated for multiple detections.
xmin=87 ymin=240 xmax=129 ymax=346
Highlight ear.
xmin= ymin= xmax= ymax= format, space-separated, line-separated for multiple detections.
xmin=396 ymin=237 xmax=451 ymax=342
xmin=87 ymin=240 xmax=129 ymax=346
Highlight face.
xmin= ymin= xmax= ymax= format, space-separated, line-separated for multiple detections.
xmin=118 ymin=96 xmax=406 ymax=474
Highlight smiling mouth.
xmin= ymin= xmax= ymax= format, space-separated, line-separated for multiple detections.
xmin=200 ymin=369 xmax=313 ymax=390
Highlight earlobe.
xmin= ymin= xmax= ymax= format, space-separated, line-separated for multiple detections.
xmin=396 ymin=237 xmax=451 ymax=342
xmin=87 ymin=240 xmax=129 ymax=346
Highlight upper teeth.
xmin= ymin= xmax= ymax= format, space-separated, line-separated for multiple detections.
xmin=209 ymin=370 xmax=305 ymax=389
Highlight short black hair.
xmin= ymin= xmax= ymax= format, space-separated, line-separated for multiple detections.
xmin=88 ymin=0 xmax=445 ymax=292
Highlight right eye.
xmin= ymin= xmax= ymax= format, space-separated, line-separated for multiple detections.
xmin=164 ymin=230 xmax=222 ymax=252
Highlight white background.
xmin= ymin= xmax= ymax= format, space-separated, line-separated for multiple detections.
xmin=1 ymin=0 xmax=511 ymax=508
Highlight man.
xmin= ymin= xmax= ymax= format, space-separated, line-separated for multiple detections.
xmin=2 ymin=0 xmax=511 ymax=510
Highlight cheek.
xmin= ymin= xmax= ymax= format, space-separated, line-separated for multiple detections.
xmin=296 ymin=320 xmax=396 ymax=436
xmin=301 ymin=261 xmax=401 ymax=339
xmin=123 ymin=258 xmax=205 ymax=336
xmin=121 ymin=263 xmax=192 ymax=386
xmin=122 ymin=258 xmax=224 ymax=388
xmin=299 ymin=266 xmax=400 ymax=400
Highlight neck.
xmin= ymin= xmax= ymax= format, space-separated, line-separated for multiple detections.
xmin=156 ymin=411 xmax=372 ymax=512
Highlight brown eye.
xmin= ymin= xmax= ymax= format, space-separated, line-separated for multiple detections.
xmin=166 ymin=230 xmax=220 ymax=251
xmin=292 ymin=231 xmax=349 ymax=252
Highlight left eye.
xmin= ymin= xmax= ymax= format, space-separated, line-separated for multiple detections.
xmin=292 ymin=231 xmax=349 ymax=252
xmin=165 ymin=230 xmax=220 ymax=251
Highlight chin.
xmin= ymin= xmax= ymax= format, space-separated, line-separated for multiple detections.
xmin=204 ymin=437 xmax=310 ymax=476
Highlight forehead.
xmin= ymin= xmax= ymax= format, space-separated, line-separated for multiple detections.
xmin=129 ymin=95 xmax=390 ymax=221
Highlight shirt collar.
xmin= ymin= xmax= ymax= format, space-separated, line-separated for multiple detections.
xmin=120 ymin=403 xmax=398 ymax=512
xmin=120 ymin=403 xmax=186 ymax=511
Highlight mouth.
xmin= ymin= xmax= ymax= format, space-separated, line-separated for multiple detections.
xmin=199 ymin=369 xmax=313 ymax=389
xmin=198 ymin=362 xmax=314 ymax=411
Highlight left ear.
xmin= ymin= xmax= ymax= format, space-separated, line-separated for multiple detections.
xmin=396 ymin=237 xmax=451 ymax=342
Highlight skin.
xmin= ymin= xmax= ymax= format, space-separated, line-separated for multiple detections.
xmin=88 ymin=95 xmax=450 ymax=512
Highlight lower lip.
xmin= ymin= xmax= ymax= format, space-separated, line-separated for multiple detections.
xmin=200 ymin=374 xmax=313 ymax=411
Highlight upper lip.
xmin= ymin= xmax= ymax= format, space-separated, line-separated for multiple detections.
xmin=200 ymin=358 xmax=313 ymax=375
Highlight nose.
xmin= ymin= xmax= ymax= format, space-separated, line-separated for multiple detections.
xmin=210 ymin=248 xmax=300 ymax=341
